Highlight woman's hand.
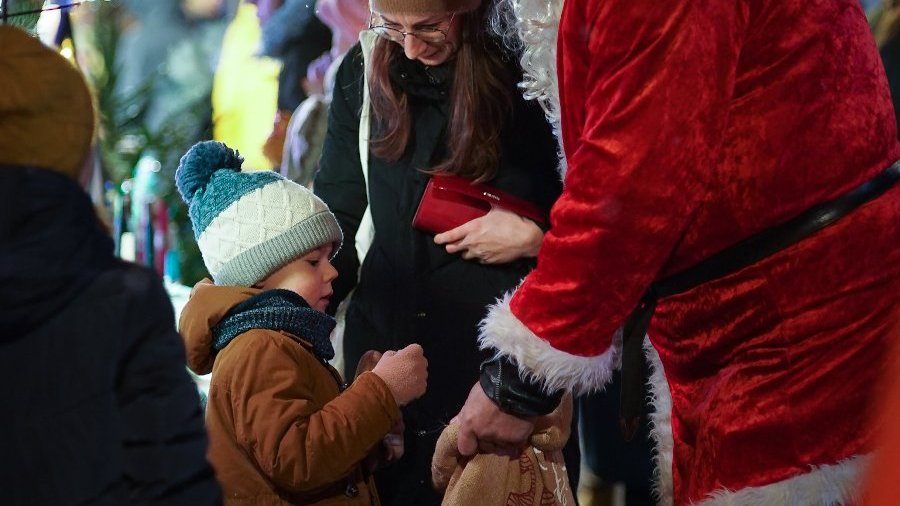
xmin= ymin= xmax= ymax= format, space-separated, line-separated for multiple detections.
xmin=434 ymin=207 xmax=544 ymax=264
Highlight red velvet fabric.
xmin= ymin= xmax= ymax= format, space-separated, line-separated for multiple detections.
xmin=862 ymin=323 xmax=900 ymax=505
xmin=509 ymin=0 xmax=900 ymax=503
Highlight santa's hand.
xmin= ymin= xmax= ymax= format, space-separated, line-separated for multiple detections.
xmin=434 ymin=207 xmax=543 ymax=264
xmin=455 ymin=382 xmax=535 ymax=457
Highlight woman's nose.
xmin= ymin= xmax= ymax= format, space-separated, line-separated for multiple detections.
xmin=403 ymin=35 xmax=427 ymax=60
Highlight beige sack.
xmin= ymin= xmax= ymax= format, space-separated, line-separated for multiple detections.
xmin=431 ymin=395 xmax=576 ymax=506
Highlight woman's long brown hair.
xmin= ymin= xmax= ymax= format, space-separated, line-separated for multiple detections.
xmin=367 ymin=6 xmax=512 ymax=182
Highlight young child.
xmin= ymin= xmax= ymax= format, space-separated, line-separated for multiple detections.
xmin=176 ymin=140 xmax=428 ymax=505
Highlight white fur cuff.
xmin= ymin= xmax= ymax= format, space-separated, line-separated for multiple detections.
xmin=478 ymin=291 xmax=620 ymax=395
xmin=693 ymin=455 xmax=869 ymax=506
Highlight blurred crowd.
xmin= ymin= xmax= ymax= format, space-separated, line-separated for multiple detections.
xmin=0 ymin=0 xmax=900 ymax=506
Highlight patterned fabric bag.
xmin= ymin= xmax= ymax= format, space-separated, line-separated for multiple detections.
xmin=431 ymin=395 xmax=576 ymax=506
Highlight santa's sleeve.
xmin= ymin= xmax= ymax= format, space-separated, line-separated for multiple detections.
xmin=479 ymin=0 xmax=744 ymax=394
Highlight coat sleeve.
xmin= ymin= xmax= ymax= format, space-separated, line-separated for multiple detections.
xmin=478 ymin=0 xmax=745 ymax=393
xmin=314 ymin=46 xmax=368 ymax=315
xmin=225 ymin=332 xmax=401 ymax=493
xmin=117 ymin=267 xmax=222 ymax=505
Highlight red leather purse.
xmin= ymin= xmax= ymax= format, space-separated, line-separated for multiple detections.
xmin=412 ymin=175 xmax=547 ymax=235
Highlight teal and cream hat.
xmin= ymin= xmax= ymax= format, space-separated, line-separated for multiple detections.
xmin=175 ymin=141 xmax=343 ymax=286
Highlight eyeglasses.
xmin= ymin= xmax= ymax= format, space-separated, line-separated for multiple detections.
xmin=368 ymin=12 xmax=455 ymax=45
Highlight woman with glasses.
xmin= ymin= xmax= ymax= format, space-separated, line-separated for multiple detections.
xmin=313 ymin=0 xmax=572 ymax=504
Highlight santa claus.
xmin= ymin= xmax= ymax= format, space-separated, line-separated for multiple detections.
xmin=457 ymin=0 xmax=900 ymax=505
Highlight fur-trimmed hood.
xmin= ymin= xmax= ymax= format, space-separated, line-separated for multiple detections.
xmin=178 ymin=280 xmax=258 ymax=374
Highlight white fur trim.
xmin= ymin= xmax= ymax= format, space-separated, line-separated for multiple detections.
xmin=693 ymin=455 xmax=870 ymax=506
xmin=478 ymin=291 xmax=620 ymax=395
xmin=491 ymin=0 xmax=567 ymax=178
xmin=644 ymin=339 xmax=868 ymax=506
xmin=646 ymin=338 xmax=675 ymax=506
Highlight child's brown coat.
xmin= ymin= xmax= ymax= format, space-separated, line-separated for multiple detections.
xmin=181 ymin=282 xmax=401 ymax=505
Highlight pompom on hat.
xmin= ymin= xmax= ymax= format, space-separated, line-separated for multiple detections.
xmin=370 ymin=0 xmax=480 ymax=16
xmin=176 ymin=141 xmax=343 ymax=286
xmin=0 ymin=26 xmax=95 ymax=178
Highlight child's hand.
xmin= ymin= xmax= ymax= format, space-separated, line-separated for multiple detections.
xmin=382 ymin=420 xmax=405 ymax=462
xmin=355 ymin=350 xmax=382 ymax=379
xmin=364 ymin=419 xmax=406 ymax=473
xmin=372 ymin=344 xmax=428 ymax=406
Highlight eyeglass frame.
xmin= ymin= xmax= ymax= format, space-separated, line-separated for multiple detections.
xmin=367 ymin=12 xmax=456 ymax=45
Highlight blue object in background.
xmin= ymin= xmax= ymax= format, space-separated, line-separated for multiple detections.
xmin=861 ymin=0 xmax=881 ymax=13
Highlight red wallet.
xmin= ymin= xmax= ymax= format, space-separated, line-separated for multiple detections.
xmin=412 ymin=175 xmax=547 ymax=235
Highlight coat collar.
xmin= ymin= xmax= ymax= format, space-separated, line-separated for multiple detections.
xmin=179 ymin=281 xmax=324 ymax=374
xmin=389 ymin=53 xmax=454 ymax=101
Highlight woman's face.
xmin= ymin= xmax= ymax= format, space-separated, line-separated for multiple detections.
xmin=372 ymin=11 xmax=461 ymax=66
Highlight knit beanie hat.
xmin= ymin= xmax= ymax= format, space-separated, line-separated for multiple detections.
xmin=370 ymin=0 xmax=480 ymax=15
xmin=176 ymin=141 xmax=343 ymax=286
xmin=0 ymin=25 xmax=95 ymax=178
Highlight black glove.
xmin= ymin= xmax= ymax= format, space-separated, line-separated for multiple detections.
xmin=479 ymin=355 xmax=564 ymax=417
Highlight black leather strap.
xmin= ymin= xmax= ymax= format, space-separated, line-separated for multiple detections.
xmin=654 ymin=160 xmax=900 ymax=299
xmin=619 ymin=294 xmax=656 ymax=440
xmin=480 ymin=355 xmax=565 ymax=417
xmin=619 ymin=160 xmax=900 ymax=439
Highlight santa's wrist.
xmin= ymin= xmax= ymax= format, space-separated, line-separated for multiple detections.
xmin=479 ymin=354 xmax=564 ymax=417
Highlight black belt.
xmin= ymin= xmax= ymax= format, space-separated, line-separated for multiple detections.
xmin=619 ymin=160 xmax=900 ymax=440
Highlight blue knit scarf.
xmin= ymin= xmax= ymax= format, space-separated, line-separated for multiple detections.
xmin=212 ymin=289 xmax=336 ymax=361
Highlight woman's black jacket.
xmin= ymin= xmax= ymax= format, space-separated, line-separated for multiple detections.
xmin=314 ymin=42 xmax=565 ymax=505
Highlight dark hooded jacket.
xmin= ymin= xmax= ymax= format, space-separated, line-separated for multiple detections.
xmin=0 ymin=166 xmax=221 ymax=506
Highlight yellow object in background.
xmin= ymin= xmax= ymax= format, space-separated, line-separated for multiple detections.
xmin=211 ymin=2 xmax=280 ymax=171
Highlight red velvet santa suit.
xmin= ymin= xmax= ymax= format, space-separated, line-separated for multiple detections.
xmin=479 ymin=0 xmax=900 ymax=504
xmin=862 ymin=324 xmax=900 ymax=505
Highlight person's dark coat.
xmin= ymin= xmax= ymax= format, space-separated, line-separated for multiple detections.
xmin=260 ymin=0 xmax=333 ymax=110
xmin=0 ymin=166 xmax=221 ymax=506
xmin=314 ymin=43 xmax=568 ymax=506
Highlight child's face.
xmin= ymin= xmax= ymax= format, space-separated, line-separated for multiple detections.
xmin=256 ymin=245 xmax=337 ymax=312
